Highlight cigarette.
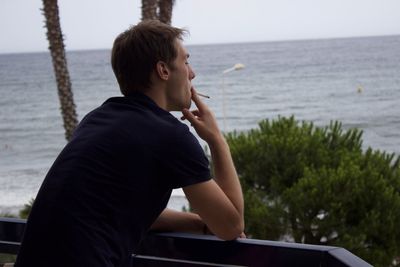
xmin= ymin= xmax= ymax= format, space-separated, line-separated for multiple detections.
xmin=197 ymin=92 xmax=210 ymax=99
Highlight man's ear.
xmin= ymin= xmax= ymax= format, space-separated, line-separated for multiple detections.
xmin=156 ymin=61 xmax=170 ymax=81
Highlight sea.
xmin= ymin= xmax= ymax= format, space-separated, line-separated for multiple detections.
xmin=1 ymin=35 xmax=399 ymax=215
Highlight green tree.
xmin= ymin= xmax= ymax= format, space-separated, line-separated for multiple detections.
xmin=226 ymin=116 xmax=400 ymax=267
xmin=19 ymin=198 xmax=35 ymax=219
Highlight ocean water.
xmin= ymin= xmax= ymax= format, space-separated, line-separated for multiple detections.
xmin=1 ymin=35 xmax=399 ymax=214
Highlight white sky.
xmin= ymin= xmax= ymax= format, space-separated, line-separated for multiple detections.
xmin=1 ymin=0 xmax=400 ymax=53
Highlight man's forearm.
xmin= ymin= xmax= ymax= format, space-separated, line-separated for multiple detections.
xmin=208 ymin=135 xmax=244 ymax=219
xmin=150 ymin=209 xmax=205 ymax=234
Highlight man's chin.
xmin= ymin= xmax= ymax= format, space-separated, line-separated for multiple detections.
xmin=168 ymin=100 xmax=191 ymax=112
xmin=181 ymin=98 xmax=192 ymax=110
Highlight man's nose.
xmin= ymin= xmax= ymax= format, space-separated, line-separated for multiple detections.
xmin=189 ymin=66 xmax=196 ymax=80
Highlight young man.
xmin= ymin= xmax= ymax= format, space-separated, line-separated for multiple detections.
xmin=15 ymin=20 xmax=244 ymax=267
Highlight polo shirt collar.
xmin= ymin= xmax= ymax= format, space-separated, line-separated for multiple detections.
xmin=125 ymin=91 xmax=170 ymax=115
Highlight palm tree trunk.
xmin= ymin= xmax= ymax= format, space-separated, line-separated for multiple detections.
xmin=158 ymin=0 xmax=175 ymax=25
xmin=42 ymin=0 xmax=78 ymax=141
xmin=141 ymin=0 xmax=158 ymax=20
xmin=142 ymin=0 xmax=175 ymax=25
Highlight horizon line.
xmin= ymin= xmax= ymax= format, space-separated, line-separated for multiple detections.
xmin=1 ymin=33 xmax=399 ymax=55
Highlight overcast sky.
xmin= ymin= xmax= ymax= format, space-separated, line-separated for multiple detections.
xmin=1 ymin=0 xmax=400 ymax=53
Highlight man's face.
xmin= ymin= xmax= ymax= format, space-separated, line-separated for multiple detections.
xmin=165 ymin=39 xmax=195 ymax=111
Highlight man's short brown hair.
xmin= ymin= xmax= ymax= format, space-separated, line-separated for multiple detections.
xmin=111 ymin=20 xmax=187 ymax=96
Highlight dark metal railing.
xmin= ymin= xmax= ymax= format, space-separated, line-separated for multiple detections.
xmin=0 ymin=217 xmax=372 ymax=266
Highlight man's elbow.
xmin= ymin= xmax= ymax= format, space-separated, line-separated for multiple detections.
xmin=215 ymin=219 xmax=244 ymax=241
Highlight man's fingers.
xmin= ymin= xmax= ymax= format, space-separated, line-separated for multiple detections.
xmin=191 ymin=88 xmax=206 ymax=112
xmin=191 ymin=110 xmax=201 ymax=116
xmin=181 ymin=109 xmax=200 ymax=120
xmin=182 ymin=109 xmax=198 ymax=127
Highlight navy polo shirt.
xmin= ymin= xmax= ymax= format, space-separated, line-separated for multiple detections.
xmin=15 ymin=92 xmax=211 ymax=267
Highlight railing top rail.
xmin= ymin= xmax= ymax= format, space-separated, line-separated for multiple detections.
xmin=156 ymin=232 xmax=338 ymax=251
xmin=0 ymin=217 xmax=372 ymax=267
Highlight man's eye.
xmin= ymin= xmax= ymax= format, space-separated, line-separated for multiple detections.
xmin=185 ymin=61 xmax=189 ymax=65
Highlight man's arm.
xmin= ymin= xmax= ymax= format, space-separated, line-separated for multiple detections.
xmin=150 ymin=208 xmax=205 ymax=234
xmin=181 ymin=88 xmax=244 ymax=240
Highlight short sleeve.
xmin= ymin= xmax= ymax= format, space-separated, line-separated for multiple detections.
xmin=157 ymin=124 xmax=211 ymax=189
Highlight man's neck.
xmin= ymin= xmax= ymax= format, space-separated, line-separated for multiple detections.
xmin=143 ymin=87 xmax=168 ymax=111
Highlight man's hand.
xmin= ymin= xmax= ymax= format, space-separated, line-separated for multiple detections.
xmin=181 ymin=87 xmax=222 ymax=145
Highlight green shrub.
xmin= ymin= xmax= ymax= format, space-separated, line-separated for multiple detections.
xmin=19 ymin=198 xmax=34 ymax=219
xmin=226 ymin=116 xmax=400 ymax=267
xmin=0 ymin=253 xmax=16 ymax=264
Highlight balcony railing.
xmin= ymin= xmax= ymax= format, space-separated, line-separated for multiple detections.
xmin=0 ymin=217 xmax=372 ymax=266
